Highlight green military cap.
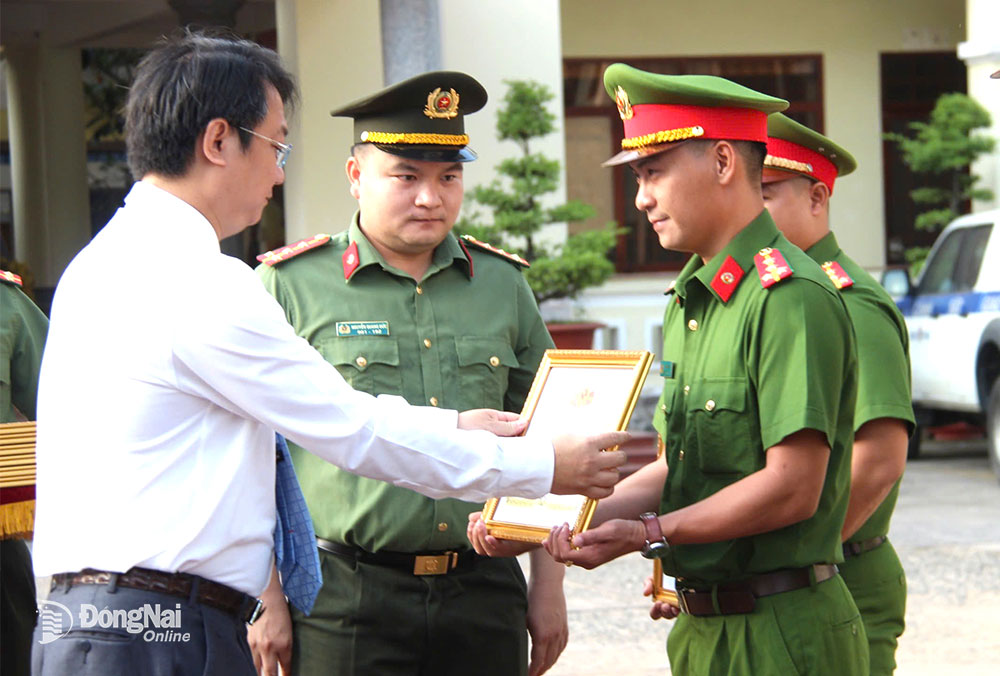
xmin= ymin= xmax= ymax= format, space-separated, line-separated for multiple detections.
xmin=330 ymin=70 xmax=487 ymax=163
xmin=763 ymin=113 xmax=856 ymax=193
xmin=602 ymin=63 xmax=788 ymax=166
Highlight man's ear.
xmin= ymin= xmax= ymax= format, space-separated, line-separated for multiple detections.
xmin=809 ymin=180 xmax=831 ymax=215
xmin=713 ymin=140 xmax=738 ymax=186
xmin=346 ymin=155 xmax=362 ymax=199
xmin=200 ymin=118 xmax=231 ymax=168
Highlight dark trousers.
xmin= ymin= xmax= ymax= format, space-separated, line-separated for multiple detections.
xmin=1 ymin=539 xmax=37 ymax=676
xmin=31 ymin=580 xmax=255 ymax=675
xmin=292 ymin=548 xmax=529 ymax=676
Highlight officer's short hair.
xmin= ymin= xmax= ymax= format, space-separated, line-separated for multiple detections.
xmin=689 ymin=139 xmax=766 ymax=187
xmin=125 ymin=31 xmax=297 ymax=180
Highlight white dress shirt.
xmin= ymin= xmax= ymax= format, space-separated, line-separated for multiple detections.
xmin=33 ymin=181 xmax=553 ymax=596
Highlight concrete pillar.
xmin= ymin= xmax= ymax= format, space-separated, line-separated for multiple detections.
xmin=276 ymin=0 xmax=384 ymax=241
xmin=4 ymin=43 xmax=90 ymax=288
xmin=958 ymin=0 xmax=1000 ymax=212
xmin=380 ymin=0 xmax=441 ymax=84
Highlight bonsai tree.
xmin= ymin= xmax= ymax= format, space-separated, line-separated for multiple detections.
xmin=884 ymin=92 xmax=995 ymax=270
xmin=457 ymin=80 xmax=618 ymax=305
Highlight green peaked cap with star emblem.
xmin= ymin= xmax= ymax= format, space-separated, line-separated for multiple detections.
xmin=763 ymin=113 xmax=856 ymax=193
xmin=601 ymin=63 xmax=788 ymax=166
xmin=330 ymin=70 xmax=487 ymax=163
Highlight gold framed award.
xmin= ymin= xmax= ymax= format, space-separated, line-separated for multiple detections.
xmin=482 ymin=349 xmax=653 ymax=543
xmin=649 ymin=436 xmax=677 ymax=606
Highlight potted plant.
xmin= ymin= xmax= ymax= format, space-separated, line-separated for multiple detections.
xmin=457 ymin=80 xmax=619 ymax=348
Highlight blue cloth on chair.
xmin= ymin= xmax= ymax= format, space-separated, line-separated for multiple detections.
xmin=273 ymin=434 xmax=322 ymax=615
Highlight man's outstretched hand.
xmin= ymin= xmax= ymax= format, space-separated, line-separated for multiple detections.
xmin=457 ymin=409 xmax=529 ymax=437
xmin=550 ymin=432 xmax=629 ymax=499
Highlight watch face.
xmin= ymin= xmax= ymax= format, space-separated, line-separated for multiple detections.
xmin=641 ymin=540 xmax=668 ymax=560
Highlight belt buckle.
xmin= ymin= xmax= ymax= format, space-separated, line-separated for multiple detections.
xmin=675 ymin=589 xmax=691 ymax=615
xmin=413 ymin=552 xmax=457 ymax=576
xmin=246 ymin=598 xmax=265 ymax=625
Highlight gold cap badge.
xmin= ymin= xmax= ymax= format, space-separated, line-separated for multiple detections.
xmin=424 ymin=87 xmax=460 ymax=119
xmin=615 ymin=86 xmax=633 ymax=121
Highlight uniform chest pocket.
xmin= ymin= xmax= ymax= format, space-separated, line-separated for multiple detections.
xmin=317 ymin=337 xmax=401 ymax=396
xmin=687 ymin=377 xmax=755 ymax=475
xmin=456 ymin=337 xmax=517 ymax=409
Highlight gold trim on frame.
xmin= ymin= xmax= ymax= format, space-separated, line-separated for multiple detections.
xmin=482 ymin=349 xmax=654 ymax=544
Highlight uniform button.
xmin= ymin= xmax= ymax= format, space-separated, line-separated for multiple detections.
xmin=687 ymin=319 xmax=699 ymax=331
xmin=437 ymin=522 xmax=448 ymax=532
xmin=423 ymin=338 xmax=432 ymax=348
xmin=705 ymin=400 xmax=716 ymax=412
xmin=430 ymin=397 xmax=439 ymax=406
xmin=415 ymin=285 xmax=424 ymax=295
xmin=660 ymin=404 xmax=667 ymax=412
xmin=489 ymin=356 xmax=500 ymax=367
xmin=355 ymin=356 xmax=367 ymax=368
xmin=683 ymin=385 xmax=690 ymax=394
xmin=679 ymin=449 xmax=685 ymax=460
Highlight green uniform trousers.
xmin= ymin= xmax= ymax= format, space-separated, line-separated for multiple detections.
xmin=667 ymin=574 xmax=869 ymax=676
xmin=291 ymin=548 xmax=528 ymax=676
xmin=839 ymin=539 xmax=906 ymax=676
xmin=1 ymin=539 xmax=36 ymax=676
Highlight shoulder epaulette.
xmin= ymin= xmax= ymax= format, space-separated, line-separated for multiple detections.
xmin=753 ymin=247 xmax=794 ymax=289
xmin=821 ymin=261 xmax=854 ymax=290
xmin=256 ymin=234 xmax=331 ymax=267
xmin=0 ymin=270 xmax=23 ymax=287
xmin=460 ymin=235 xmax=529 ymax=268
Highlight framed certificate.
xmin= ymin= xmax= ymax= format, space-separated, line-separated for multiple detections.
xmin=649 ymin=436 xmax=678 ymax=605
xmin=482 ymin=349 xmax=653 ymax=543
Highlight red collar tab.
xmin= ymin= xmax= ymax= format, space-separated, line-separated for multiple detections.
xmin=821 ymin=260 xmax=854 ymax=290
xmin=0 ymin=270 xmax=23 ymax=287
xmin=764 ymin=137 xmax=838 ymax=193
xmin=342 ymin=241 xmax=360 ymax=280
xmin=459 ymin=235 xmax=529 ymax=268
xmin=710 ymin=255 xmax=745 ymax=303
xmin=256 ymin=234 xmax=331 ymax=267
xmin=623 ymin=104 xmax=768 ymax=150
xmin=753 ymin=247 xmax=794 ymax=288
xmin=458 ymin=238 xmax=474 ymax=278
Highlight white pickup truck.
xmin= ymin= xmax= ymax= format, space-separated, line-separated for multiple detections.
xmin=883 ymin=210 xmax=1000 ymax=481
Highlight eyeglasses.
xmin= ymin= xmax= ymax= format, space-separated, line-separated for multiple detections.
xmin=238 ymin=126 xmax=293 ymax=169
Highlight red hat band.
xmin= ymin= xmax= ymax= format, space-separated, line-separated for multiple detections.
xmin=764 ymin=137 xmax=838 ymax=192
xmin=622 ymin=104 xmax=768 ymax=150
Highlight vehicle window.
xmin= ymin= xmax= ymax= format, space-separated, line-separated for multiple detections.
xmin=917 ymin=228 xmax=966 ymax=295
xmin=954 ymin=224 xmax=993 ymax=292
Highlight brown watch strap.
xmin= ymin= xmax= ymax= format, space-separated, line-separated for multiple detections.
xmin=639 ymin=512 xmax=665 ymax=544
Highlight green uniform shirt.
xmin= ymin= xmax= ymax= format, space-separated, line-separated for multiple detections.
xmin=257 ymin=214 xmax=553 ymax=552
xmin=1 ymin=281 xmax=48 ymax=423
xmin=653 ymin=211 xmax=857 ymax=584
xmin=806 ymin=232 xmax=914 ymax=543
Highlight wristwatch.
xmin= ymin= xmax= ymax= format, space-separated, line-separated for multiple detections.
xmin=639 ymin=512 xmax=669 ymax=560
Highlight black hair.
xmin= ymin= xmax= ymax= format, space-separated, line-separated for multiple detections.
xmin=688 ymin=139 xmax=766 ymax=186
xmin=125 ymin=31 xmax=298 ymax=179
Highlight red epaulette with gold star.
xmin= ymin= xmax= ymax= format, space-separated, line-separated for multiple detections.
xmin=256 ymin=234 xmax=331 ymax=267
xmin=460 ymin=235 xmax=529 ymax=268
xmin=753 ymin=247 xmax=794 ymax=289
xmin=821 ymin=260 xmax=854 ymax=290
xmin=0 ymin=270 xmax=23 ymax=287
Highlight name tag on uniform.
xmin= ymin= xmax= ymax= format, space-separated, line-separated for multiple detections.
xmin=660 ymin=361 xmax=675 ymax=378
xmin=336 ymin=321 xmax=390 ymax=336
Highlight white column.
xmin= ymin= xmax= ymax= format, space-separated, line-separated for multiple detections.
xmin=5 ymin=43 xmax=90 ymax=287
xmin=276 ymin=0 xmax=385 ymax=242
xmin=958 ymin=0 xmax=1000 ymax=213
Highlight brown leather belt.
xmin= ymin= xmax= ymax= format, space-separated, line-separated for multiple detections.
xmin=843 ymin=535 xmax=886 ymax=559
xmin=675 ymin=563 xmax=839 ymax=617
xmin=317 ymin=537 xmax=481 ymax=576
xmin=51 ymin=567 xmax=264 ymax=625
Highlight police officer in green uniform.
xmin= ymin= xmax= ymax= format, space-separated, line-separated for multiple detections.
xmin=762 ymin=113 xmax=914 ymax=675
xmin=542 ymin=64 xmax=869 ymax=675
xmin=1 ymin=270 xmax=48 ymax=676
xmin=250 ymin=71 xmax=568 ymax=676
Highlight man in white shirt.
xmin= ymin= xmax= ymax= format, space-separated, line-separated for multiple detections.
xmin=30 ymin=33 xmax=626 ymax=676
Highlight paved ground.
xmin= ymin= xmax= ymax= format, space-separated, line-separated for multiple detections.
xmin=532 ymin=437 xmax=1000 ymax=675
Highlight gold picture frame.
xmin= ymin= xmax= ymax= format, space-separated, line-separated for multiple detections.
xmin=482 ymin=349 xmax=653 ymax=543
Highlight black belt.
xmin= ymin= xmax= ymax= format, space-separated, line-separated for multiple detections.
xmin=51 ymin=567 xmax=264 ymax=625
xmin=316 ymin=537 xmax=482 ymax=576
xmin=675 ymin=563 xmax=839 ymax=617
xmin=843 ymin=535 xmax=886 ymax=559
